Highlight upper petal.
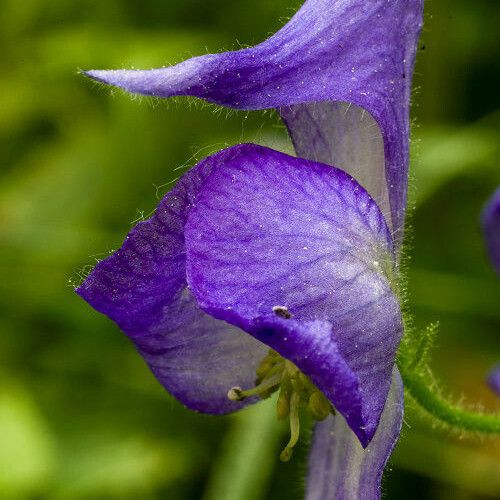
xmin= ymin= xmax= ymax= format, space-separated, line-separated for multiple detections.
xmin=85 ymin=0 xmax=423 ymax=237
xmin=306 ymin=368 xmax=404 ymax=500
xmin=184 ymin=144 xmax=402 ymax=444
xmin=76 ymin=147 xmax=269 ymax=414
xmin=482 ymin=187 xmax=500 ymax=275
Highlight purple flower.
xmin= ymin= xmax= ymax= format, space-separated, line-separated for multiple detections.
xmin=487 ymin=365 xmax=500 ymax=397
xmin=482 ymin=190 xmax=500 ymax=399
xmin=482 ymin=187 xmax=500 ymax=275
xmin=78 ymin=1 xmax=423 ymax=498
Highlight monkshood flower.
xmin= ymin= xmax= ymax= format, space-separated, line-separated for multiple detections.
xmin=78 ymin=1 xmax=424 ymax=498
xmin=482 ymin=187 xmax=500 ymax=275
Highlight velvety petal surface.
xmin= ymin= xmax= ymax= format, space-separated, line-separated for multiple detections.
xmin=184 ymin=144 xmax=402 ymax=445
xmin=306 ymin=368 xmax=404 ymax=500
xmin=482 ymin=187 xmax=500 ymax=275
xmin=85 ymin=0 xmax=423 ymax=236
xmin=282 ymin=102 xmax=391 ymax=231
xmin=76 ymin=147 xmax=269 ymax=414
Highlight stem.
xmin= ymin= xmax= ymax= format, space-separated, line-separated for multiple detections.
xmin=203 ymin=399 xmax=281 ymax=500
xmin=400 ymin=366 xmax=500 ymax=434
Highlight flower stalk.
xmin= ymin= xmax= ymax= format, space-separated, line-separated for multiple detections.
xmin=400 ymin=365 xmax=500 ymax=434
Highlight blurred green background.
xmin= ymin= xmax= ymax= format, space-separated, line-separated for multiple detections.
xmin=0 ymin=0 xmax=499 ymax=498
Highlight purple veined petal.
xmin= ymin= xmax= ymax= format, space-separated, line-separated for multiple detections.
xmin=84 ymin=0 xmax=423 ymax=238
xmin=482 ymin=187 xmax=500 ymax=275
xmin=487 ymin=365 xmax=500 ymax=397
xmin=281 ymin=102 xmax=392 ymax=233
xmin=76 ymin=146 xmax=269 ymax=414
xmin=131 ymin=290 xmax=269 ymax=414
xmin=306 ymin=368 xmax=404 ymax=500
xmin=184 ymin=144 xmax=402 ymax=445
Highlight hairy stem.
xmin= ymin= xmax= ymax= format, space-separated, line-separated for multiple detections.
xmin=400 ymin=366 xmax=500 ymax=434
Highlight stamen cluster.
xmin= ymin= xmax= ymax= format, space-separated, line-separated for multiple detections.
xmin=228 ymin=350 xmax=334 ymax=461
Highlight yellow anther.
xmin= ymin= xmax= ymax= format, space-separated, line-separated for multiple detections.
xmin=227 ymin=387 xmax=244 ymax=401
xmin=226 ymin=350 xmax=336 ymax=463
xmin=227 ymin=372 xmax=282 ymax=401
xmin=307 ymin=391 xmax=331 ymax=421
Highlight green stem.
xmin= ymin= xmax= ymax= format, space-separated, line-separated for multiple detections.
xmin=202 ymin=399 xmax=281 ymax=500
xmin=400 ymin=366 xmax=500 ymax=434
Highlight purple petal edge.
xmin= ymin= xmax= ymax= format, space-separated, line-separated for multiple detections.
xmin=306 ymin=368 xmax=404 ymax=500
xmin=184 ymin=145 xmax=402 ymax=445
xmin=76 ymin=143 xmax=402 ymax=444
xmin=83 ymin=0 xmax=423 ymax=237
xmin=76 ymin=145 xmax=270 ymax=415
xmin=482 ymin=187 xmax=500 ymax=275
xmin=487 ymin=365 xmax=500 ymax=397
